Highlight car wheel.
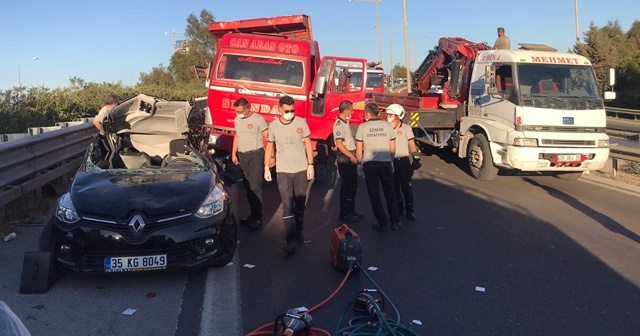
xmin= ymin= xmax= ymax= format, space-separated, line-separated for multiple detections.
xmin=211 ymin=215 xmax=238 ymax=267
xmin=553 ymin=172 xmax=582 ymax=181
xmin=467 ymin=133 xmax=499 ymax=181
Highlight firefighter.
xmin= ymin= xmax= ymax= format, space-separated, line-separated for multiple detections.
xmin=264 ymin=95 xmax=315 ymax=254
xmin=333 ymin=100 xmax=362 ymax=223
xmin=231 ymin=97 xmax=269 ymax=230
xmin=356 ymin=103 xmax=401 ymax=231
xmin=385 ymin=104 xmax=420 ymax=221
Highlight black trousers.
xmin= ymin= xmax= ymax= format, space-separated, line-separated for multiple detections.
xmin=276 ymin=171 xmax=308 ymax=243
xmin=238 ymin=148 xmax=264 ymax=221
xmin=337 ymin=155 xmax=358 ymax=217
xmin=393 ymin=156 xmax=414 ymax=214
xmin=363 ymin=161 xmax=399 ymax=227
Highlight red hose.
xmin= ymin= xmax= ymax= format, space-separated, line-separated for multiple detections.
xmin=246 ymin=269 xmax=352 ymax=336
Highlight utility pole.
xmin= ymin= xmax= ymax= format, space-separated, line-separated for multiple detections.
xmin=165 ymin=29 xmax=185 ymax=52
xmin=402 ymin=0 xmax=412 ymax=93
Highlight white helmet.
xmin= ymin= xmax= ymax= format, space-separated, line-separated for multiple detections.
xmin=385 ymin=104 xmax=405 ymax=119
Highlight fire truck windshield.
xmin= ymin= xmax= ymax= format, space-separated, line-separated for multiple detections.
xmin=215 ymin=54 xmax=304 ymax=87
xmin=367 ymin=72 xmax=384 ymax=88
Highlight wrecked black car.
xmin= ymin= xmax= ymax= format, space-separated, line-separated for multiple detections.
xmin=40 ymin=94 xmax=237 ymax=273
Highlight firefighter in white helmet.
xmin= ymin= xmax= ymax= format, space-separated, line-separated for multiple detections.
xmin=385 ymin=104 xmax=420 ymax=221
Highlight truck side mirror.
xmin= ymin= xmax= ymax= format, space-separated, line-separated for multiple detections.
xmin=312 ymin=76 xmax=327 ymax=97
xmin=485 ymin=65 xmax=497 ymax=95
xmin=606 ymin=68 xmax=615 ymax=87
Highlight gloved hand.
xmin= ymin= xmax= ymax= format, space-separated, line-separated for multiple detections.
xmin=411 ymin=152 xmax=422 ymax=170
xmin=264 ymin=166 xmax=272 ymax=182
xmin=307 ymin=165 xmax=315 ymax=180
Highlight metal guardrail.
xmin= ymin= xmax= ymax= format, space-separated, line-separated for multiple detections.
xmin=609 ymin=146 xmax=640 ymax=162
xmin=0 ymin=123 xmax=97 ymax=207
xmin=606 ymin=107 xmax=640 ymax=120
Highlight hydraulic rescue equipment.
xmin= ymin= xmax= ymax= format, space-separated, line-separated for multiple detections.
xmin=330 ymin=224 xmax=363 ymax=272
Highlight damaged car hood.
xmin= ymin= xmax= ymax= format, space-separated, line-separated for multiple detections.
xmin=70 ymin=170 xmax=213 ymax=218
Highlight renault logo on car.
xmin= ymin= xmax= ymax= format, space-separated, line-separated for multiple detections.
xmin=128 ymin=215 xmax=146 ymax=235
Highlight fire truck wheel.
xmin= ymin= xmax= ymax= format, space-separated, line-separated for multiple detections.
xmin=553 ymin=172 xmax=582 ymax=181
xmin=467 ymin=133 xmax=498 ymax=181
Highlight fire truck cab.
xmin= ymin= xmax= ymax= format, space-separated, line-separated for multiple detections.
xmin=205 ymin=15 xmax=369 ymax=162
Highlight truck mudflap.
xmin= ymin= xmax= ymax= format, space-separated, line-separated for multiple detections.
xmin=500 ymin=145 xmax=609 ymax=171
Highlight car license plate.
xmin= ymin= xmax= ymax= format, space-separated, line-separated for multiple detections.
xmin=556 ymin=155 xmax=581 ymax=162
xmin=105 ymin=255 xmax=167 ymax=272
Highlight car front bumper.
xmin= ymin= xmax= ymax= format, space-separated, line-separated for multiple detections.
xmin=50 ymin=208 xmax=234 ymax=273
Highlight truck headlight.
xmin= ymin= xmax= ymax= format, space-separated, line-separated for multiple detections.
xmin=513 ymin=138 xmax=538 ymax=147
xmin=195 ymin=185 xmax=226 ymax=218
xmin=597 ymin=139 xmax=609 ymax=148
xmin=55 ymin=193 xmax=80 ymax=224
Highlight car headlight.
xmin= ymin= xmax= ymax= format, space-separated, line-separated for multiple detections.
xmin=55 ymin=193 xmax=81 ymax=224
xmin=513 ymin=138 xmax=538 ymax=147
xmin=195 ymin=185 xmax=226 ymax=218
xmin=597 ymin=139 xmax=609 ymax=148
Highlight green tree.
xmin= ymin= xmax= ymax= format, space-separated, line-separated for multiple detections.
xmin=139 ymin=64 xmax=174 ymax=86
xmin=573 ymin=20 xmax=640 ymax=109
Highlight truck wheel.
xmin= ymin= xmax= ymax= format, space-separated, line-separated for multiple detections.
xmin=553 ymin=172 xmax=582 ymax=181
xmin=467 ymin=134 xmax=499 ymax=181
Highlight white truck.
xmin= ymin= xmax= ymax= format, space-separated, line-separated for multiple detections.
xmin=370 ymin=37 xmax=615 ymax=180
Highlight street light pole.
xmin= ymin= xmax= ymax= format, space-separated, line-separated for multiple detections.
xmin=409 ymin=36 xmax=427 ymax=70
xmin=402 ymin=0 xmax=412 ymax=93
xmin=18 ymin=57 xmax=39 ymax=87
xmin=384 ymin=25 xmax=403 ymax=85
xmin=574 ymin=0 xmax=580 ymax=44
xmin=348 ymin=0 xmax=383 ymax=64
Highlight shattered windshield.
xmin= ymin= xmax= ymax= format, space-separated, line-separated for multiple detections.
xmin=215 ymin=53 xmax=304 ymax=87
xmin=517 ymin=64 xmax=603 ymax=109
xmin=84 ymin=143 xmax=207 ymax=174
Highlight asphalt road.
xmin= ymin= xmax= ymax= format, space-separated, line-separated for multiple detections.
xmin=235 ymin=151 xmax=640 ymax=335
xmin=1 ymin=150 xmax=640 ymax=335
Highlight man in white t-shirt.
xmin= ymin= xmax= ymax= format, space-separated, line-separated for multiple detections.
xmin=93 ymin=94 xmax=118 ymax=135
xmin=264 ymin=95 xmax=315 ymax=254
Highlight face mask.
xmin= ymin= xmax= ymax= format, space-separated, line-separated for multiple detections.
xmin=345 ymin=115 xmax=351 ymax=121
xmin=238 ymin=113 xmax=248 ymax=119
xmin=387 ymin=116 xmax=396 ymax=123
xmin=283 ymin=112 xmax=295 ymax=121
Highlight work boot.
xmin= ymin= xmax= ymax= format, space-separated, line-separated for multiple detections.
xmin=247 ymin=219 xmax=263 ymax=231
xmin=339 ymin=214 xmax=360 ymax=223
xmin=406 ymin=211 xmax=417 ymax=222
xmin=372 ymin=221 xmax=389 ymax=232
xmin=351 ymin=209 xmax=364 ymax=219
xmin=239 ymin=217 xmax=253 ymax=226
xmin=391 ymin=221 xmax=403 ymax=230
xmin=283 ymin=240 xmax=297 ymax=254
xmin=295 ymin=227 xmax=305 ymax=244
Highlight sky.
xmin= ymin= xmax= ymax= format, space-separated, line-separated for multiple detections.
xmin=1 ymin=0 xmax=638 ymax=91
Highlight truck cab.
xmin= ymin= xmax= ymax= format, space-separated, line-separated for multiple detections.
xmin=460 ymin=48 xmax=612 ymax=180
xmin=205 ymin=14 xmax=368 ymax=162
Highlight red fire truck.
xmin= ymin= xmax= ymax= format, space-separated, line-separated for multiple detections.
xmin=204 ymin=14 xmax=370 ymax=165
